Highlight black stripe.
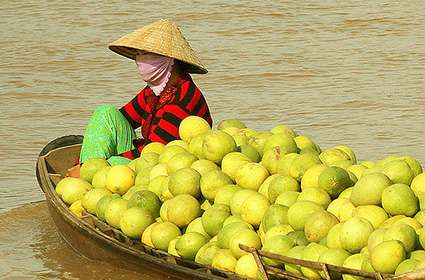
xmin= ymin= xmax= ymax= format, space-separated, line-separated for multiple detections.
xmin=154 ymin=126 xmax=176 ymax=143
xmin=131 ymin=148 xmax=140 ymax=158
xmin=119 ymin=107 xmax=139 ymax=129
xmin=162 ymin=111 xmax=183 ymax=128
xmin=131 ymin=98 xmax=149 ymax=120
xmin=192 ymin=96 xmax=205 ymax=115
xmin=180 ymin=81 xmax=195 ymax=108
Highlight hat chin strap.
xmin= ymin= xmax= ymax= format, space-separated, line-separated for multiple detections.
xmin=136 ymin=53 xmax=174 ymax=96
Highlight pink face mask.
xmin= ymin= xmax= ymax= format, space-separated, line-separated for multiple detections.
xmin=135 ymin=53 xmax=174 ymax=96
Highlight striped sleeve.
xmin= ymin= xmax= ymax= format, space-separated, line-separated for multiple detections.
xmin=119 ymin=88 xmax=149 ymax=129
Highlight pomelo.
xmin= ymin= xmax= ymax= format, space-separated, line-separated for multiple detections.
xmin=287 ymin=200 xmax=323 ymax=231
xmin=261 ymin=204 xmax=288 ymax=232
xmin=318 ymin=248 xmax=351 ymax=279
xmin=379 ymin=215 xmax=406 ymax=229
xmin=165 ymin=139 xmax=189 ymax=150
xmin=159 ymin=199 xmax=170 ymax=222
xmin=106 ymin=165 xmax=135 ymax=195
xmin=339 ymin=186 xmax=353 ymax=199
xmin=221 ymin=152 xmax=250 ymax=179
xmin=261 ymin=146 xmax=284 ymax=174
xmin=340 ymin=217 xmax=374 ymax=253
xmin=135 ymin=152 xmax=159 ymax=173
xmin=370 ymin=240 xmax=406 ymax=273
xmin=268 ymin=175 xmax=300 ymax=203
xmin=239 ymin=144 xmax=261 ymax=162
xmin=127 ymin=190 xmax=161 ymax=218
xmin=229 ymin=189 xmax=257 ymax=216
xmin=300 ymin=243 xmax=328 ymax=279
xmin=217 ymin=221 xmax=251 ymax=249
xmin=335 ymin=145 xmax=357 ymax=163
xmin=120 ymin=207 xmax=154 ymax=239
xmin=264 ymin=224 xmax=294 ymax=242
xmin=270 ymin=124 xmax=296 ymax=137
xmin=92 ymin=166 xmax=112 ymax=188
xmin=175 ymin=232 xmax=208 ymax=260
xmin=81 ymin=188 xmax=111 ymax=214
xmin=410 ymin=249 xmax=425 ymax=261
xmin=235 ymin=162 xmax=269 ymax=191
xmin=350 ymin=173 xmax=392 ymax=206
xmin=151 ymin=222 xmax=181 ymax=251
xmin=289 ymin=153 xmax=322 ymax=181
xmin=326 ymin=223 xmax=344 ymax=249
xmin=318 ymin=166 xmax=352 ymax=198
xmin=284 ymin=245 xmax=306 ymax=276
xmin=134 ymin=167 xmax=151 ymax=187
xmin=214 ymin=184 xmax=240 ymax=206
xmin=275 ymin=191 xmax=300 ymax=207
xmin=294 ymin=135 xmax=319 ymax=152
xmin=168 ymin=167 xmax=201 ymax=197
xmin=167 ymin=236 xmax=180 ymax=256
xmin=202 ymin=130 xmax=237 ymax=164
xmin=400 ymin=156 xmax=422 ymax=177
xmin=304 ymin=210 xmax=339 ymax=243
xmin=211 ymin=249 xmax=237 ymax=272
xmin=60 ymin=177 xmax=92 ymax=205
xmin=383 ymin=224 xmax=417 ymax=252
xmin=221 ymin=126 xmax=240 ymax=137
xmin=202 ymin=203 xmax=231 ymax=236
xmin=80 ymin=158 xmax=110 ymax=183
xmin=229 ymin=228 xmax=261 ymax=258
xmin=195 ymin=241 xmax=220 ymax=265
xmin=319 ymin=148 xmax=350 ymax=165
xmin=327 ymin=198 xmax=349 ymax=219
xmin=218 ymin=119 xmax=246 ymax=130
xmin=240 ymin=193 xmax=270 ymax=227
xmin=347 ymin=164 xmax=367 ymax=180
xmin=339 ymin=199 xmax=356 ymax=222
xmin=166 ymin=194 xmax=201 ymax=227
xmin=69 ymin=200 xmax=84 ymax=218
xmin=414 ymin=210 xmax=425 ymax=226
xmin=342 ymin=253 xmax=366 ymax=280
xmin=263 ymin=133 xmax=298 ymax=155
xmin=300 ymin=164 xmax=327 ymax=190
xmin=190 ymin=159 xmax=219 ymax=176
xmin=395 ymin=259 xmax=418 ymax=275
xmin=262 ymin=234 xmax=295 ymax=266
xmin=104 ymin=198 xmax=128 ymax=228
xmin=367 ymin=228 xmax=386 ymax=251
xmin=141 ymin=222 xmax=158 ymax=247
xmin=258 ymin=174 xmax=280 ymax=199
xmin=179 ymin=115 xmax=211 ymax=143
xmin=141 ymin=142 xmax=165 ymax=155
xmin=235 ymin=253 xmax=258 ymax=278
xmin=298 ymin=188 xmax=331 ymax=209
xmin=166 ymin=152 xmax=197 ymax=174
xmin=353 ymin=205 xmax=388 ymax=229
xmin=223 ymin=215 xmax=246 ymax=227
xmin=95 ymin=193 xmax=121 ymax=221
xmin=147 ymin=175 xmax=167 ymax=197
xmin=287 ymin=230 xmax=308 ymax=246
xmin=382 ymin=184 xmax=418 ymax=217
xmin=200 ymin=170 xmax=233 ymax=201
xmin=248 ymin=131 xmax=272 ymax=156
xmin=158 ymin=145 xmax=187 ymax=164
xmin=186 ymin=217 xmax=210 ymax=239
xmin=382 ymin=160 xmax=415 ymax=185
xmin=276 ymin=153 xmax=299 ymax=176
xmin=411 ymin=173 xmax=425 ymax=197
xmin=188 ymin=132 xmax=208 ymax=159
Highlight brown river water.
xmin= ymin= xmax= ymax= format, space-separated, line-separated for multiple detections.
xmin=1 ymin=1 xmax=425 ymax=279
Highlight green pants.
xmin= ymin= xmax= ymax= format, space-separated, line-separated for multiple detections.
xmin=80 ymin=105 xmax=137 ymax=165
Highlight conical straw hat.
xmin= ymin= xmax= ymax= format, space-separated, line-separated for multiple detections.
xmin=109 ymin=19 xmax=207 ymax=74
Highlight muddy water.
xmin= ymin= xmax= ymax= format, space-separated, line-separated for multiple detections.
xmin=1 ymin=0 xmax=425 ymax=279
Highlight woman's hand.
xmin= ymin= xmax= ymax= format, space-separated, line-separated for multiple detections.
xmin=66 ymin=164 xmax=81 ymax=178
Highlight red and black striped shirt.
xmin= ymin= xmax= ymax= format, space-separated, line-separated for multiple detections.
xmin=119 ymin=74 xmax=212 ymax=159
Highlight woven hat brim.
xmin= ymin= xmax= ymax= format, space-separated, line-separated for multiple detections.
xmin=108 ymin=19 xmax=208 ymax=74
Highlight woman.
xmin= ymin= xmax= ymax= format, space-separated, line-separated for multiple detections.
xmin=67 ymin=19 xmax=212 ymax=177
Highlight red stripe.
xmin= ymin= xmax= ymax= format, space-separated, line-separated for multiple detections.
xmin=187 ymin=88 xmax=201 ymax=111
xmin=149 ymin=131 xmax=168 ymax=144
xmin=167 ymin=104 xmax=190 ymax=120
xmin=198 ymin=103 xmax=207 ymax=117
xmin=121 ymin=150 xmax=135 ymax=160
xmin=157 ymin=119 xmax=179 ymax=137
xmin=179 ymin=80 xmax=190 ymax=102
xmin=124 ymin=102 xmax=144 ymax=125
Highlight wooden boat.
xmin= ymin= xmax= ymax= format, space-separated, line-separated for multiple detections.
xmin=36 ymin=135 xmax=425 ymax=280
